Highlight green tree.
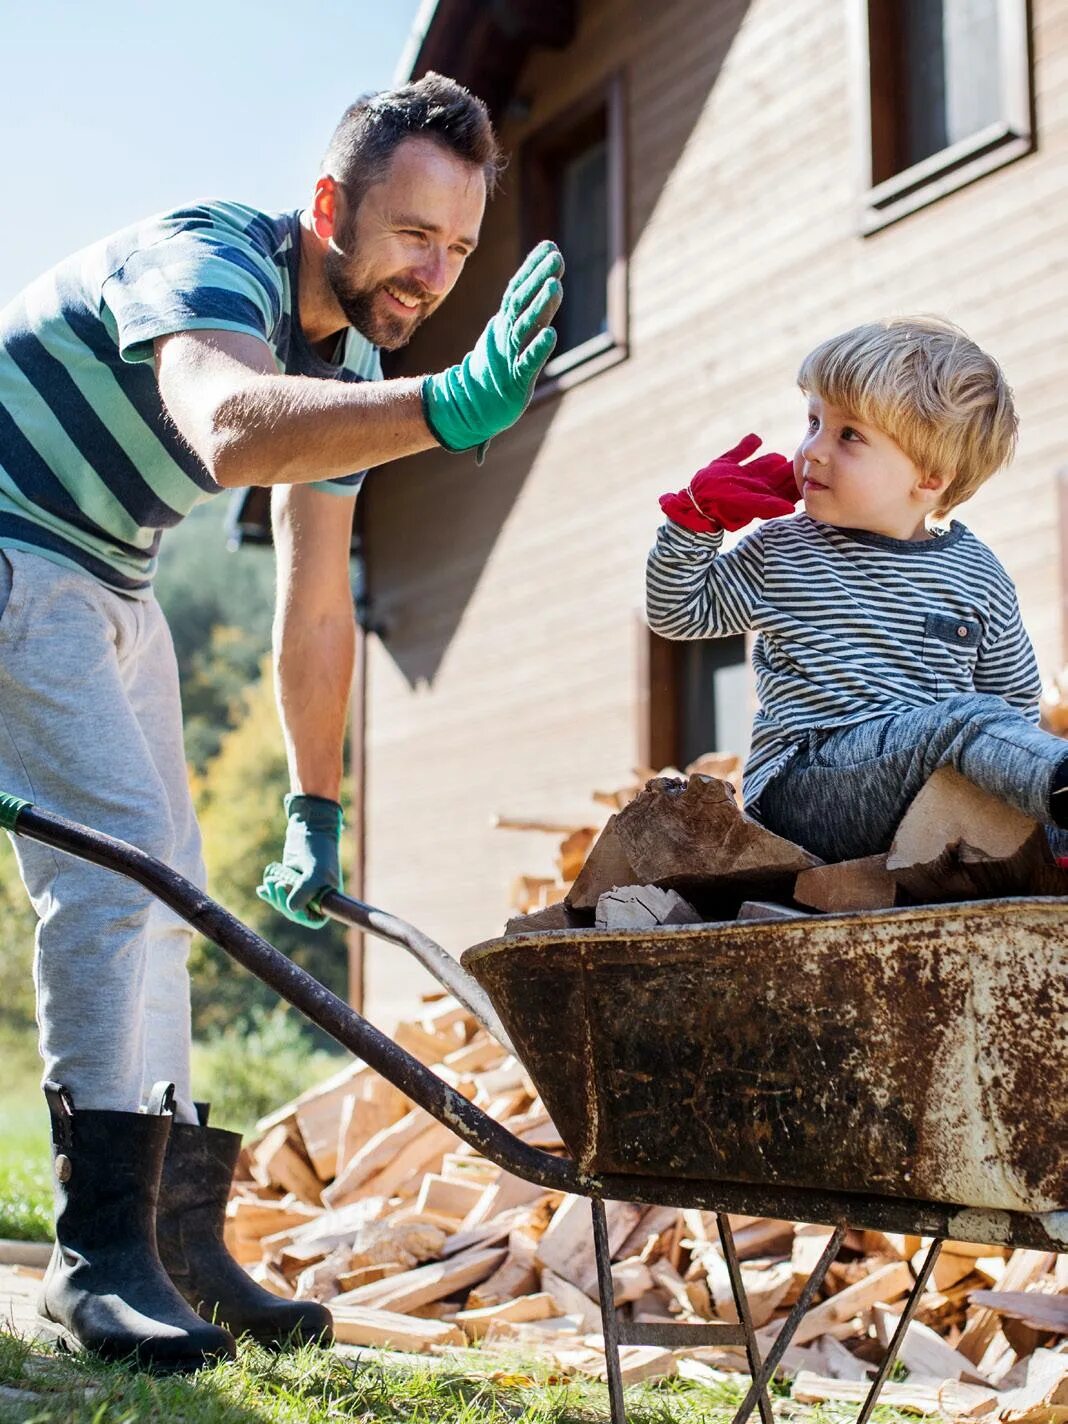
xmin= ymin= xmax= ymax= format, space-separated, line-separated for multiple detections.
xmin=190 ymin=663 xmax=351 ymax=1040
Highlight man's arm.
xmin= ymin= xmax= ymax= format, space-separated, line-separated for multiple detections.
xmin=155 ymin=329 xmax=437 ymax=489
xmin=271 ymin=483 xmax=357 ymax=798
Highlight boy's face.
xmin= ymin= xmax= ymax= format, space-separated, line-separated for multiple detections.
xmin=794 ymin=395 xmax=946 ymax=540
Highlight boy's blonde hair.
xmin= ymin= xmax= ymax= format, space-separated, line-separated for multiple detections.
xmin=797 ymin=317 xmax=1017 ymax=517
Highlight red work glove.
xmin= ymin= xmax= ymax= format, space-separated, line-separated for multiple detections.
xmin=659 ymin=434 xmax=799 ymax=533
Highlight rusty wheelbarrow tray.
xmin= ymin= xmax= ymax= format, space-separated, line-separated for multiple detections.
xmin=461 ymin=902 xmax=1068 ymax=1216
xmin=4 ymin=793 xmax=1065 ymax=1424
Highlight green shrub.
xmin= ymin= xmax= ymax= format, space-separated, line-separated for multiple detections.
xmin=191 ymin=1004 xmax=347 ymax=1136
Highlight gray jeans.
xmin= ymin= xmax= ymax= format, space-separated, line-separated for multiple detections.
xmin=754 ymin=692 xmax=1068 ymax=863
xmin=0 ymin=550 xmax=202 ymax=1121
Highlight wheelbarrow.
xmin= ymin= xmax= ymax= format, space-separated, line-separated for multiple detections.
xmin=2 ymin=791 xmax=1065 ymax=1424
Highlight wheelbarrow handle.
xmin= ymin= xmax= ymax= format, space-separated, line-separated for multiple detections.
xmin=0 ymin=793 xmax=572 ymax=1194
xmin=318 ymin=889 xmax=515 ymax=1055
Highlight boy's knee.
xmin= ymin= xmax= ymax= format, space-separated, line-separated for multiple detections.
xmin=934 ymin=692 xmax=1013 ymax=731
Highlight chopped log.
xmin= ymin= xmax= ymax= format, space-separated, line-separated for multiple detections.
xmin=872 ymin=1304 xmax=993 ymax=1384
xmin=335 ymin=1094 xmax=398 ymax=1185
xmin=455 ymin=1292 xmax=560 ymax=1340
xmin=557 ymin=828 xmax=598 ymax=882
xmin=249 ymin=1125 xmax=323 ymax=1205
xmin=812 ymin=1334 xmax=871 ymax=1382
xmin=594 ymin=885 xmax=702 ymax=930
xmin=998 ymin=1347 xmax=1068 ymax=1421
xmin=466 ymin=1229 xmax=540 ymax=1308
xmin=413 ymin=1174 xmax=486 ymax=1224
xmin=619 ymin=775 xmax=819 ymax=883
xmin=460 ymin=1174 xmax=548 ymax=1232
xmin=736 ymin=900 xmax=811 ymax=921
xmin=611 ymin=1257 xmax=655 ymax=1304
xmin=886 ymin=767 xmax=1057 ymax=902
xmin=247 ymin=1261 xmax=294 ymax=1299
xmin=967 ymin=1290 xmax=1068 ymax=1335
xmin=330 ymin=1304 xmax=465 ymax=1352
xmin=392 ymin=1020 xmax=460 ymax=1067
xmin=336 ymin=1263 xmax=406 ymax=1292
xmin=565 ymin=815 xmax=639 ymax=910
xmin=331 ymin=1245 xmax=507 ymax=1314
xmin=592 ymin=1344 xmax=678 ymax=1386
xmin=793 ymin=855 xmax=897 ymax=912
xmin=504 ymin=901 xmax=587 ymax=935
xmin=790 ymin=1260 xmax=913 ymax=1345
xmin=537 ymin=1269 xmax=603 ymax=1331
xmin=956 ymin=1250 xmax=1055 ymax=1363
xmin=535 ymin=1195 xmax=644 ymax=1297
xmin=791 ymin=1371 xmax=999 ymax=1417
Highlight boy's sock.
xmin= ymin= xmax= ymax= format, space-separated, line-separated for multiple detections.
xmin=1051 ymin=755 xmax=1068 ymax=829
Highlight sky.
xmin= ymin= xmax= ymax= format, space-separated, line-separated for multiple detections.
xmin=0 ymin=0 xmax=424 ymax=304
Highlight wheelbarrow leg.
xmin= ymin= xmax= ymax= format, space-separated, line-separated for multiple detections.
xmin=716 ymin=1214 xmax=775 ymax=1424
xmin=854 ymin=1237 xmax=944 ymax=1424
xmin=591 ymin=1197 xmax=629 ymax=1424
xmin=730 ymin=1223 xmax=847 ymax=1424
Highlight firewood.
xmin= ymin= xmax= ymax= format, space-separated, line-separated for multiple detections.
xmin=413 ymin=1174 xmax=486 ymax=1224
xmin=331 ymin=1245 xmax=507 ymax=1314
xmin=535 ymin=1195 xmax=644 ymax=1297
xmin=886 ymin=767 xmax=1058 ymax=901
xmin=536 ymin=1269 xmax=603 ymax=1331
xmin=322 ymin=1109 xmax=439 ymax=1207
xmin=460 ymin=1173 xmax=548 ymax=1231
xmin=336 ymin=1262 xmax=406 ymax=1292
xmin=872 ymin=1303 xmax=994 ymax=1384
xmin=736 ymin=899 xmax=811 ymax=921
xmin=957 ymin=1250 xmax=1055 ymax=1363
xmin=793 ymin=855 xmax=897 ymax=912
xmin=590 ymin=1344 xmax=678 ymax=1385
xmin=791 ymin=1371 xmax=999 ymax=1417
xmin=249 ymin=1124 xmax=323 ymax=1205
xmin=565 ymin=815 xmax=640 ymax=910
xmin=334 ymin=1094 xmax=398 ymax=1184
xmin=455 ymin=1292 xmax=560 ymax=1340
xmin=246 ymin=1261 xmax=294 ymax=1299
xmin=504 ymin=901 xmax=587 ymax=935
xmin=618 ymin=774 xmax=818 ymax=885
xmin=329 ymin=1304 xmax=465 ymax=1352
xmin=557 ymin=828 xmax=598 ymax=882
xmin=966 ymin=1290 xmax=1068 ymax=1335
xmin=594 ymin=885 xmax=702 ymax=929
xmin=611 ymin=1257 xmax=654 ymax=1304
xmin=998 ymin=1347 xmax=1068 ymax=1420
xmin=466 ymin=1229 xmax=540 ymax=1308
xmin=789 ymin=1260 xmax=913 ymax=1345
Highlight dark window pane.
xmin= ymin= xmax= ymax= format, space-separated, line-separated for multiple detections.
xmin=677 ymin=635 xmax=749 ymax=766
xmin=555 ymin=137 xmax=608 ymax=354
xmin=902 ymin=0 xmax=1000 ymax=167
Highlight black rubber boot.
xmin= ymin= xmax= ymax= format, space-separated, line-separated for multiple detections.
xmin=157 ymin=1104 xmax=332 ymax=1348
xmin=38 ymin=1081 xmax=236 ymax=1370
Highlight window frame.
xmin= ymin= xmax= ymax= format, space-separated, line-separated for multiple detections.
xmin=851 ymin=0 xmax=1034 ymax=235
xmin=519 ymin=71 xmax=628 ymax=399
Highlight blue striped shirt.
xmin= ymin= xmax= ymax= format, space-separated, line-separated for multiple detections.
xmin=0 ymin=201 xmax=381 ymax=592
xmin=646 ymin=514 xmax=1042 ymax=807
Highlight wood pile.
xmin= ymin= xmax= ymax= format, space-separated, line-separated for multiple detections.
xmin=232 ymin=1014 xmax=1067 ymax=1416
xmin=501 ymin=764 xmax=1067 ymax=937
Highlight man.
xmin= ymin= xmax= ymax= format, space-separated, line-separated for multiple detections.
xmin=0 ymin=72 xmax=562 ymax=1367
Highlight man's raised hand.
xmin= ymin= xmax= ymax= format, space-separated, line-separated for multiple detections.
xmin=421 ymin=240 xmax=564 ymax=459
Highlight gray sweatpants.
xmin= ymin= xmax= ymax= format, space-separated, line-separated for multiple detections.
xmin=0 ymin=549 xmax=202 ymax=1122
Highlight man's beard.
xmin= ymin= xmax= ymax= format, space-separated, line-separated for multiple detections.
xmin=324 ymin=246 xmax=432 ymax=351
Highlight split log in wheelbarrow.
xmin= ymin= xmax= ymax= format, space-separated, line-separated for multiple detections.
xmin=2 ymin=792 xmax=1065 ymax=1424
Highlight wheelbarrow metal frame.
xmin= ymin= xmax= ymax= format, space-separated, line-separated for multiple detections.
xmin=4 ymin=797 xmax=1063 ymax=1424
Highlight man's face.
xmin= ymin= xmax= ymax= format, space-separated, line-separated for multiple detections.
xmin=325 ymin=136 xmax=487 ymax=350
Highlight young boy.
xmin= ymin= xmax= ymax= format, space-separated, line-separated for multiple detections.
xmin=646 ymin=317 xmax=1068 ymax=863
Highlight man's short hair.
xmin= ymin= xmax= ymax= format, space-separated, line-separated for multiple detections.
xmin=797 ymin=317 xmax=1018 ymax=516
xmin=323 ymin=72 xmax=503 ymax=211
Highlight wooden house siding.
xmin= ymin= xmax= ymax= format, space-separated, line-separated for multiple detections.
xmin=358 ymin=0 xmax=1068 ymax=1014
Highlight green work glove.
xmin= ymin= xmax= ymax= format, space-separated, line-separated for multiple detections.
xmin=256 ymin=793 xmax=343 ymax=930
xmin=422 ymin=240 xmax=564 ymax=460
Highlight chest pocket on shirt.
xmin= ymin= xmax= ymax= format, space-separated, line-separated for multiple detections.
xmin=922 ymin=612 xmax=981 ymax=691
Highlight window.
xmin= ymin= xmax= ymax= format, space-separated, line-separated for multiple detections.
xmin=642 ymin=631 xmax=750 ymax=771
xmin=857 ymin=0 xmax=1033 ymax=232
xmin=520 ymin=74 xmax=626 ymax=390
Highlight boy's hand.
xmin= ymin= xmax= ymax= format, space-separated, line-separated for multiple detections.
xmin=660 ymin=434 xmax=798 ymax=533
xmin=422 ymin=241 xmax=564 ymax=461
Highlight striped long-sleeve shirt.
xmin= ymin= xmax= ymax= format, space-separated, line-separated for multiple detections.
xmin=0 ymin=202 xmax=381 ymax=593
xmin=646 ymin=513 xmax=1042 ymax=808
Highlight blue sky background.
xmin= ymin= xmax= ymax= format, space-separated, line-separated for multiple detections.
xmin=0 ymin=0 xmax=423 ymax=304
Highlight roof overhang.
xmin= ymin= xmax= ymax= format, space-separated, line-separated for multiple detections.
xmin=395 ymin=0 xmax=578 ymax=120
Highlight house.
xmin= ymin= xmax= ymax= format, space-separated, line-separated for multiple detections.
xmin=356 ymin=0 xmax=1067 ymax=1016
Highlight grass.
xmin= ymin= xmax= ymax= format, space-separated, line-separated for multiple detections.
xmin=0 ymin=1331 xmax=923 ymax=1424
xmin=0 ymin=1043 xmax=51 ymax=1243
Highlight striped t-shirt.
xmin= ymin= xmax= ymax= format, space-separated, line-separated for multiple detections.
xmin=646 ymin=513 xmax=1042 ymax=807
xmin=0 ymin=201 xmax=381 ymax=593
